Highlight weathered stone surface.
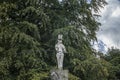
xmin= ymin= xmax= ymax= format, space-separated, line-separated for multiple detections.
xmin=50 ymin=69 xmax=68 ymax=80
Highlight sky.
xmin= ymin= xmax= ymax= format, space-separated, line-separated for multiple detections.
xmin=96 ymin=0 xmax=120 ymax=51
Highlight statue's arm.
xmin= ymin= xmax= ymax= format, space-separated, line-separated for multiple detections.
xmin=62 ymin=45 xmax=67 ymax=53
xmin=55 ymin=44 xmax=58 ymax=52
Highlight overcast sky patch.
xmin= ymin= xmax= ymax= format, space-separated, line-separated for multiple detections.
xmin=97 ymin=0 xmax=120 ymax=49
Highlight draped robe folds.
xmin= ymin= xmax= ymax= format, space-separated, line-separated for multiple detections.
xmin=55 ymin=42 xmax=66 ymax=69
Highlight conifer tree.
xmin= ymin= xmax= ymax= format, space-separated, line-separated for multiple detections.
xmin=0 ymin=0 xmax=108 ymax=79
xmin=104 ymin=48 xmax=120 ymax=80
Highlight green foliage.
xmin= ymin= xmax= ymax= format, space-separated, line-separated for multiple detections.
xmin=69 ymin=73 xmax=80 ymax=80
xmin=70 ymin=57 xmax=109 ymax=80
xmin=32 ymin=72 xmax=49 ymax=80
xmin=0 ymin=0 xmax=108 ymax=80
xmin=0 ymin=1 xmax=46 ymax=79
xmin=104 ymin=48 xmax=120 ymax=80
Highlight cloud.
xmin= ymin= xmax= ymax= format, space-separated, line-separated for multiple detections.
xmin=97 ymin=0 xmax=120 ymax=49
xmin=111 ymin=7 xmax=120 ymax=17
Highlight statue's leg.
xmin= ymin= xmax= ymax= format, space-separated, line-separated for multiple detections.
xmin=58 ymin=53 xmax=64 ymax=69
xmin=56 ymin=53 xmax=60 ymax=69
xmin=59 ymin=54 xmax=62 ymax=69
xmin=61 ymin=54 xmax=64 ymax=69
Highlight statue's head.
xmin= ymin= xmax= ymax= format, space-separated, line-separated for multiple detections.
xmin=57 ymin=34 xmax=63 ymax=43
xmin=58 ymin=34 xmax=63 ymax=40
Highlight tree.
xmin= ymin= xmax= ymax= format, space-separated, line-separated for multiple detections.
xmin=104 ymin=47 xmax=120 ymax=80
xmin=0 ymin=0 xmax=107 ymax=79
xmin=0 ymin=1 xmax=47 ymax=80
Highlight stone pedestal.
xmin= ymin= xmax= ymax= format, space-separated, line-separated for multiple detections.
xmin=50 ymin=69 xmax=68 ymax=80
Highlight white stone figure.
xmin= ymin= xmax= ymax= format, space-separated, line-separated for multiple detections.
xmin=55 ymin=34 xmax=66 ymax=70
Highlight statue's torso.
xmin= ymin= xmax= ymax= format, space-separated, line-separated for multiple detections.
xmin=55 ymin=43 xmax=65 ymax=54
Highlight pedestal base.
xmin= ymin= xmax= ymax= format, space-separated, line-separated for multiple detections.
xmin=50 ymin=69 xmax=68 ymax=80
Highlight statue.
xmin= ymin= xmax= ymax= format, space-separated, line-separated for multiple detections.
xmin=50 ymin=35 xmax=68 ymax=80
xmin=55 ymin=34 xmax=66 ymax=70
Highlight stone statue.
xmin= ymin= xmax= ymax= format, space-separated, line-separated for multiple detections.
xmin=51 ymin=35 xmax=68 ymax=80
xmin=55 ymin=34 xmax=66 ymax=70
